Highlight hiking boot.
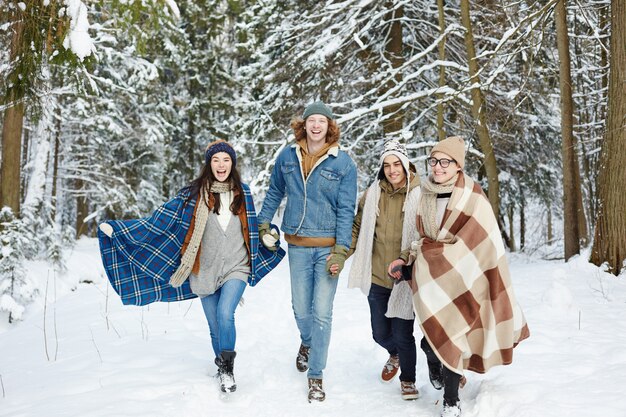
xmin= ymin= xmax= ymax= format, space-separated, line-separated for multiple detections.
xmin=381 ymin=354 xmax=400 ymax=382
xmin=428 ymin=361 xmax=444 ymax=390
xmin=296 ymin=344 xmax=310 ymax=372
xmin=441 ymin=399 xmax=461 ymax=417
xmin=400 ymin=381 xmax=419 ymax=400
xmin=307 ymin=378 xmax=325 ymax=402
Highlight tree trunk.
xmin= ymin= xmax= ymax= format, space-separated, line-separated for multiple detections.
xmin=1 ymin=92 xmax=24 ymax=215
xmin=459 ymin=0 xmax=500 ymax=220
xmin=1 ymin=11 xmax=26 ymax=215
xmin=75 ymin=179 xmax=89 ymax=238
xmin=381 ymin=2 xmax=404 ymax=136
xmin=508 ymin=205 xmax=517 ymax=252
xmin=547 ymin=202 xmax=553 ymax=246
xmin=436 ymin=0 xmax=447 ymax=141
xmin=555 ymin=0 xmax=584 ymax=260
xmin=590 ymin=0 xmax=626 ymax=275
xmin=520 ymin=199 xmax=526 ymax=251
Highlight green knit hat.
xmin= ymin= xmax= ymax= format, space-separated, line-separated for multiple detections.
xmin=302 ymin=101 xmax=334 ymax=120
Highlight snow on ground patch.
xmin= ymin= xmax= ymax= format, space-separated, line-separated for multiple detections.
xmin=1 ymin=240 xmax=626 ymax=417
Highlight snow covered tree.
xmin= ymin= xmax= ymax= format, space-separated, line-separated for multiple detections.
xmin=555 ymin=0 xmax=586 ymax=259
xmin=0 ymin=208 xmax=37 ymax=323
xmin=459 ymin=0 xmax=501 ymax=220
xmin=590 ymin=0 xmax=626 ymax=275
xmin=1 ymin=0 xmax=95 ymax=215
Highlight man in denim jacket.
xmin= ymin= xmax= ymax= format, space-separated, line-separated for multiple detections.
xmin=258 ymin=101 xmax=357 ymax=402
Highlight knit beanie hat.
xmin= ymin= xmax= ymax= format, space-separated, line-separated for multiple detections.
xmin=205 ymin=139 xmax=237 ymax=166
xmin=430 ymin=136 xmax=466 ymax=169
xmin=377 ymin=139 xmax=411 ymax=186
xmin=302 ymin=101 xmax=334 ymax=120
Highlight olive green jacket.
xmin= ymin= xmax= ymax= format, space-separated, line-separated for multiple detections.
xmin=349 ymin=174 xmax=421 ymax=289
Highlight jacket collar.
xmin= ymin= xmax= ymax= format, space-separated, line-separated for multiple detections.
xmin=291 ymin=142 xmax=339 ymax=157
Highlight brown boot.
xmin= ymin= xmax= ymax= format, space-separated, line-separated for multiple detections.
xmin=381 ymin=354 xmax=400 ymax=382
xmin=307 ymin=378 xmax=325 ymax=402
xmin=296 ymin=344 xmax=310 ymax=372
xmin=400 ymin=381 xmax=419 ymax=400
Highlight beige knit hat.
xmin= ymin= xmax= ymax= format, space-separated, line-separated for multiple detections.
xmin=430 ymin=136 xmax=466 ymax=169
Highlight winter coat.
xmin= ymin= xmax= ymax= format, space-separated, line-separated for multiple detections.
xmin=98 ymin=183 xmax=285 ymax=306
xmin=258 ymin=143 xmax=357 ymax=249
xmin=349 ymin=174 xmax=421 ymax=289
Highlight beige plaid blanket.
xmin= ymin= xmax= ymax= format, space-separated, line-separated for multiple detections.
xmin=410 ymin=173 xmax=529 ymax=374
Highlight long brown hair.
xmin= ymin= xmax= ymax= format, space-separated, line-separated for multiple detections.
xmin=290 ymin=116 xmax=340 ymax=144
xmin=183 ymin=161 xmax=244 ymax=215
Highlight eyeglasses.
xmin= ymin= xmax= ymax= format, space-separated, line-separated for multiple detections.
xmin=426 ymin=157 xmax=456 ymax=168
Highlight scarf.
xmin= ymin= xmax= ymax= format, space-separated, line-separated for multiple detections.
xmin=420 ymin=174 xmax=457 ymax=239
xmin=412 ymin=172 xmax=529 ymax=374
xmin=169 ymin=186 xmax=211 ymax=287
xmin=210 ymin=180 xmax=233 ymax=194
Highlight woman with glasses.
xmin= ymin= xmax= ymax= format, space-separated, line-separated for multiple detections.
xmin=388 ymin=136 xmax=529 ymax=417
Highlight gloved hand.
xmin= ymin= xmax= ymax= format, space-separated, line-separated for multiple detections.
xmin=99 ymin=223 xmax=113 ymax=237
xmin=325 ymin=244 xmax=349 ymax=277
xmin=389 ymin=263 xmax=412 ymax=282
xmin=259 ymin=222 xmax=279 ymax=251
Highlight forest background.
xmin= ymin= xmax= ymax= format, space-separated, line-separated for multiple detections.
xmin=0 ymin=0 xmax=625 ymax=322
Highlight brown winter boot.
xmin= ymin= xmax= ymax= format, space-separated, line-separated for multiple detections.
xmin=381 ymin=354 xmax=400 ymax=382
xmin=400 ymin=381 xmax=419 ymax=400
xmin=296 ymin=343 xmax=310 ymax=372
xmin=307 ymin=378 xmax=325 ymax=402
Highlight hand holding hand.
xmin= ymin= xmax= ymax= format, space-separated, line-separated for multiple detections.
xmin=325 ymin=245 xmax=349 ymax=277
xmin=387 ymin=259 xmax=406 ymax=280
xmin=259 ymin=223 xmax=279 ymax=251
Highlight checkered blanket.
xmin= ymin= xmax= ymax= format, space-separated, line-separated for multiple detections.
xmin=411 ymin=173 xmax=529 ymax=374
xmin=98 ymin=184 xmax=285 ymax=306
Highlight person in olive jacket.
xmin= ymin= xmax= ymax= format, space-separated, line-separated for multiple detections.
xmin=347 ymin=139 xmax=421 ymax=401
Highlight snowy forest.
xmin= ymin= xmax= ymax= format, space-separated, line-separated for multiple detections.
xmin=1 ymin=0 xmax=625 ymax=323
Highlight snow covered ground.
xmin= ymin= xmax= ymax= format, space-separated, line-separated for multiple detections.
xmin=1 ymin=238 xmax=626 ymax=417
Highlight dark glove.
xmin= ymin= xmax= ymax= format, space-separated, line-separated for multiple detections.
xmin=325 ymin=244 xmax=349 ymax=277
xmin=390 ymin=263 xmax=412 ymax=282
xmin=259 ymin=223 xmax=279 ymax=251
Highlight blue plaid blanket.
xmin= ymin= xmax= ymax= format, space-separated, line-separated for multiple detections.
xmin=98 ymin=184 xmax=285 ymax=306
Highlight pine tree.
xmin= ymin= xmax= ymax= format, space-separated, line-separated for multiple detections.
xmin=0 ymin=208 xmax=37 ymax=323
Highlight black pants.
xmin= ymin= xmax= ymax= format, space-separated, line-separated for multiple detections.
xmin=367 ymin=284 xmax=417 ymax=382
xmin=420 ymin=337 xmax=460 ymax=404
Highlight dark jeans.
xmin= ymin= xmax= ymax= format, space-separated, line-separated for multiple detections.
xmin=421 ymin=337 xmax=461 ymax=404
xmin=367 ymin=283 xmax=416 ymax=382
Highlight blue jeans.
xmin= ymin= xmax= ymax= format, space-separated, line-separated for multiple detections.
xmin=288 ymin=245 xmax=339 ymax=379
xmin=367 ymin=283 xmax=416 ymax=382
xmin=200 ymin=279 xmax=247 ymax=357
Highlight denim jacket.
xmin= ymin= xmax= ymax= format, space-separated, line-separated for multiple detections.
xmin=258 ymin=143 xmax=357 ymax=249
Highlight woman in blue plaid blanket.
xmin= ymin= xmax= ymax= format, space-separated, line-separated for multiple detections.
xmin=98 ymin=139 xmax=284 ymax=394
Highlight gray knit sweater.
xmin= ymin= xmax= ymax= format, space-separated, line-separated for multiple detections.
xmin=189 ymin=211 xmax=250 ymax=296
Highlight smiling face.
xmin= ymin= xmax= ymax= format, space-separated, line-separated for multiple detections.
xmin=304 ymin=114 xmax=329 ymax=146
xmin=430 ymin=151 xmax=460 ymax=184
xmin=383 ymin=155 xmax=407 ymax=190
xmin=210 ymin=152 xmax=233 ymax=183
